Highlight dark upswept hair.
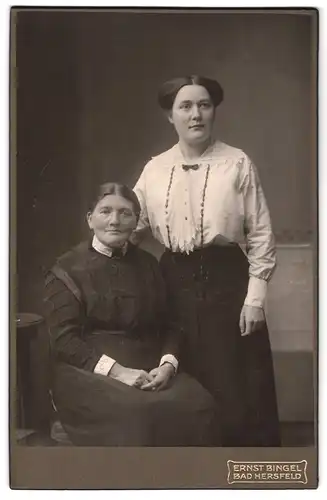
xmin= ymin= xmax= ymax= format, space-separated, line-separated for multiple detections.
xmin=88 ymin=182 xmax=141 ymax=221
xmin=158 ymin=75 xmax=224 ymax=111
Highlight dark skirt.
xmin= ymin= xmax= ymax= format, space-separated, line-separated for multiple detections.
xmin=52 ymin=334 xmax=219 ymax=447
xmin=160 ymin=245 xmax=281 ymax=447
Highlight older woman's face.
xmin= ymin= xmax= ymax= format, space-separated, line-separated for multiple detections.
xmin=87 ymin=194 xmax=137 ymax=247
xmin=169 ymin=85 xmax=215 ymax=145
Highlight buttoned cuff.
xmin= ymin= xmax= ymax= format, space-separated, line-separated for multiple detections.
xmin=159 ymin=354 xmax=179 ymax=374
xmin=244 ymin=276 xmax=268 ymax=308
xmin=94 ymin=354 xmax=116 ymax=376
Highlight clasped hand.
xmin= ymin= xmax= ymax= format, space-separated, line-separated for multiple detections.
xmin=110 ymin=363 xmax=174 ymax=391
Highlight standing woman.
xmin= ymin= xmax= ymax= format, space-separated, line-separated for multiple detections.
xmin=133 ymin=75 xmax=281 ymax=446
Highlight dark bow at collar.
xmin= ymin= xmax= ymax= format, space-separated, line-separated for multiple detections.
xmin=182 ymin=164 xmax=199 ymax=171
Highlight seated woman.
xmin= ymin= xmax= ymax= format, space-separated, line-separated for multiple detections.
xmin=43 ymin=182 xmax=218 ymax=446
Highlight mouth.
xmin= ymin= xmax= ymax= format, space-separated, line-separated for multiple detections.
xmin=189 ymin=124 xmax=205 ymax=130
xmin=105 ymin=229 xmax=122 ymax=234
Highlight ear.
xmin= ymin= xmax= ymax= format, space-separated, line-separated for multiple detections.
xmin=86 ymin=211 xmax=93 ymax=230
xmin=165 ymin=110 xmax=174 ymax=125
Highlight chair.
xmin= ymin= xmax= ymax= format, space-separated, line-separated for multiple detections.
xmin=15 ymin=312 xmax=73 ymax=445
xmin=15 ymin=313 xmax=51 ymax=443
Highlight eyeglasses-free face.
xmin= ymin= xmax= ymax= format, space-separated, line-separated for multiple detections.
xmin=87 ymin=194 xmax=137 ymax=248
xmin=168 ymin=84 xmax=215 ymax=146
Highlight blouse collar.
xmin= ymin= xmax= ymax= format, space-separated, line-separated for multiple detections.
xmin=172 ymin=138 xmax=226 ymax=163
xmin=92 ymin=234 xmax=128 ymax=258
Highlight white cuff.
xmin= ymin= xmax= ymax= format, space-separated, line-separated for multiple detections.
xmin=94 ymin=354 xmax=116 ymax=376
xmin=244 ymin=276 xmax=268 ymax=308
xmin=159 ymin=354 xmax=178 ymax=373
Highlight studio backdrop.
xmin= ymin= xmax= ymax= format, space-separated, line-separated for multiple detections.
xmin=14 ymin=9 xmax=316 ymax=429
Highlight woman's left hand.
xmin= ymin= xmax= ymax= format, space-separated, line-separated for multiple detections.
xmin=239 ymin=305 xmax=266 ymax=336
xmin=141 ymin=363 xmax=175 ymax=391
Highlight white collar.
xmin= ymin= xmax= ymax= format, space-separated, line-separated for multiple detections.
xmin=172 ymin=138 xmax=225 ymax=163
xmin=92 ymin=235 xmax=128 ymax=258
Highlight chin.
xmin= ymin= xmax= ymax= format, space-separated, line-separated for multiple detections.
xmin=108 ymin=239 xmax=127 ymax=247
xmin=102 ymin=235 xmax=128 ymax=247
xmin=188 ymin=134 xmax=209 ymax=145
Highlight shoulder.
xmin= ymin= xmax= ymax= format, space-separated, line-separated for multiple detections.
xmin=128 ymin=244 xmax=159 ymax=268
xmin=212 ymin=141 xmax=254 ymax=178
xmin=45 ymin=241 xmax=93 ymax=298
xmin=143 ymin=145 xmax=178 ymax=172
xmin=45 ymin=243 xmax=90 ymax=303
xmin=213 ymin=140 xmax=249 ymax=163
xmin=55 ymin=240 xmax=92 ymax=272
xmin=151 ymin=144 xmax=177 ymax=163
xmin=134 ymin=146 xmax=177 ymax=191
xmin=45 ymin=241 xmax=88 ymax=287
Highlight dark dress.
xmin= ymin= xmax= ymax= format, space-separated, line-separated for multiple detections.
xmin=160 ymin=245 xmax=281 ymax=447
xmin=43 ymin=240 xmax=218 ymax=446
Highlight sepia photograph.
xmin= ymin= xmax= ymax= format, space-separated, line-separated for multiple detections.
xmin=9 ymin=6 xmax=318 ymax=489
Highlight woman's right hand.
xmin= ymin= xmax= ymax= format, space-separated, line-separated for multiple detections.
xmin=109 ymin=363 xmax=154 ymax=388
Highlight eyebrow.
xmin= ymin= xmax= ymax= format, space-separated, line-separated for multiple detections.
xmin=179 ymin=99 xmax=211 ymax=104
xmin=99 ymin=205 xmax=132 ymax=212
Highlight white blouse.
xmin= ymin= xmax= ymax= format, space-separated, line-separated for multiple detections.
xmin=133 ymin=139 xmax=277 ymax=309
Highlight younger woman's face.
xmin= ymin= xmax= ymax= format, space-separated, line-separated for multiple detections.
xmin=87 ymin=194 xmax=137 ymax=247
xmin=168 ymin=84 xmax=215 ymax=145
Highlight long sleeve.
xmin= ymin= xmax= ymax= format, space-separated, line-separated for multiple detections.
xmin=44 ymin=271 xmax=108 ymax=372
xmin=240 ymin=155 xmax=277 ymax=308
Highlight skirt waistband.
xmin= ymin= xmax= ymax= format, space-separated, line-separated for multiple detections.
xmin=161 ymin=243 xmax=248 ymax=281
xmin=163 ymin=242 xmax=241 ymax=257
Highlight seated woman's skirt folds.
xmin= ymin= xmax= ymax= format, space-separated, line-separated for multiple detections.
xmin=44 ymin=240 xmax=219 ymax=446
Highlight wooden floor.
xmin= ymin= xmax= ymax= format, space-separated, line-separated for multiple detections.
xmin=15 ymin=422 xmax=315 ymax=447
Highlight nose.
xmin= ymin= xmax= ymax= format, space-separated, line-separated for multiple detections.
xmin=191 ymin=105 xmax=201 ymax=120
xmin=108 ymin=211 xmax=120 ymax=226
